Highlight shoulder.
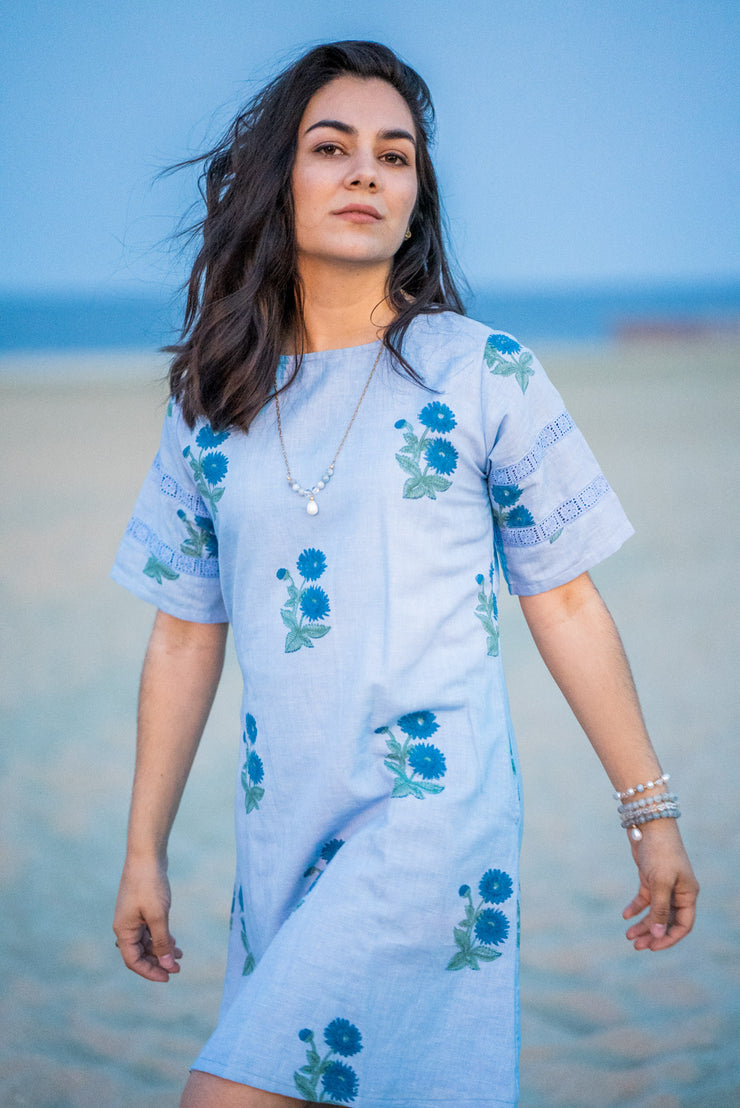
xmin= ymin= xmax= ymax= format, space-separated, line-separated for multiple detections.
xmin=403 ymin=311 xmax=530 ymax=389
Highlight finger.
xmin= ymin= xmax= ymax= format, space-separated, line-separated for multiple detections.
xmin=147 ymin=912 xmax=181 ymax=974
xmin=643 ymin=899 xmax=697 ymax=951
xmin=622 ymin=888 xmax=650 ymax=920
xmin=644 ymin=878 xmax=674 ymax=940
xmin=116 ymin=926 xmax=173 ymax=982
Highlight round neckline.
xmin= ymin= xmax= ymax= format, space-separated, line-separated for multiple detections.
xmin=278 ymin=339 xmax=381 ymax=365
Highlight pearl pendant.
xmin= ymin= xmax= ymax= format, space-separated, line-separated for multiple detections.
xmin=306 ymin=498 xmax=319 ymax=516
xmin=629 ymin=826 xmax=643 ymax=842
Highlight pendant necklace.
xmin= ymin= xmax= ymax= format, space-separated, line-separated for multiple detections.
xmin=275 ymin=342 xmax=383 ymax=516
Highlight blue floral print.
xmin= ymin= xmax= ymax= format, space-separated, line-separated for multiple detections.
xmin=176 ymin=508 xmax=218 ymax=559
xmin=196 ymin=425 xmax=230 ymax=450
xmin=418 ymin=401 xmax=457 ymax=434
xmin=296 ymin=547 xmax=327 ymax=581
xmin=293 ymin=837 xmax=346 ymax=912
xmin=489 ymin=482 xmax=558 ymax=540
xmin=484 ymin=332 xmax=535 ymax=394
xmin=182 ymin=424 xmax=231 ymax=517
xmin=230 ymin=885 xmax=255 ymax=976
xmin=241 ymin=713 xmax=265 ymax=814
xmin=277 ymin=549 xmax=332 ymax=653
xmin=300 ymin=586 xmax=331 ymax=622
xmin=424 ymin=437 xmax=459 ymax=476
xmin=397 ymin=710 xmax=439 ymax=740
xmin=474 ymin=566 xmax=500 ymax=657
xmin=478 ymin=868 xmax=514 ymax=903
xmin=446 ymin=867 xmax=514 ymax=971
xmin=375 ymin=711 xmax=446 ymax=798
xmin=394 ymin=403 xmax=458 ymax=500
xmin=293 ymin=1019 xmax=363 ymax=1102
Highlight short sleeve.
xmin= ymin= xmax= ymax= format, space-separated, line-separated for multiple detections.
xmin=110 ymin=402 xmax=229 ymax=623
xmin=483 ymin=332 xmax=634 ymax=596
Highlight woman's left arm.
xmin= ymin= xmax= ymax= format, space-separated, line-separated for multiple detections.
xmin=519 ymin=571 xmax=699 ymax=951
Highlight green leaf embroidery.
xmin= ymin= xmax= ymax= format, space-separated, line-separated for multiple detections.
xmin=403 ymin=476 xmax=427 ymax=499
xmin=303 ymin=624 xmax=330 ymax=639
xmin=293 ymin=1072 xmax=318 ymax=1100
xmin=446 ymin=950 xmax=470 ymax=972
xmin=285 ymin=628 xmax=306 ymax=653
xmin=395 ymin=452 xmax=422 ymax=478
xmin=143 ymin=556 xmax=179 ymax=583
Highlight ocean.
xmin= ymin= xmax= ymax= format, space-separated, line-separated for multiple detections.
xmin=1 ymin=280 xmax=738 ymax=357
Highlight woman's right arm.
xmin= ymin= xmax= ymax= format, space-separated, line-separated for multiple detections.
xmin=113 ymin=609 xmax=228 ymax=982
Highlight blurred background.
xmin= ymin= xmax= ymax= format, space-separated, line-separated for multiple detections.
xmin=2 ymin=2 xmax=739 ymax=1105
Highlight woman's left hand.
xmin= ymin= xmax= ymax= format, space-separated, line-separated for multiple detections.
xmin=622 ymin=819 xmax=699 ymax=950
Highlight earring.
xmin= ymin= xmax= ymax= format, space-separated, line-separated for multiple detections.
xmin=404 ymin=228 xmax=412 ymax=240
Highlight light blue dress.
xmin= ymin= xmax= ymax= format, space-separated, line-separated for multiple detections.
xmin=112 ymin=312 xmax=633 ymax=1106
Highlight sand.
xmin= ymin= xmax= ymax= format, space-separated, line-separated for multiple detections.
xmin=1 ymin=339 xmax=739 ymax=1106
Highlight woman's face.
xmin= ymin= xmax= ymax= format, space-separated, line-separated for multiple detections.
xmin=291 ymin=76 xmax=419 ymax=273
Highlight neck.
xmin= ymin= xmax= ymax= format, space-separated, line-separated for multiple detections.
xmin=291 ymin=257 xmax=394 ymax=352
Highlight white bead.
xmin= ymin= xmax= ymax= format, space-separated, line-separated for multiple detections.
xmin=317 ymin=481 xmax=325 ymax=490
xmin=292 ymin=482 xmax=300 ymax=492
xmin=629 ymin=826 xmax=643 ymax=842
xmin=306 ymin=499 xmax=319 ymax=516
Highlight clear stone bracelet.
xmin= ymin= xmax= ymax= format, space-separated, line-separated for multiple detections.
xmin=619 ymin=792 xmax=681 ymax=841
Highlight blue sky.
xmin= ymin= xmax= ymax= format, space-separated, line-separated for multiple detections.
xmin=3 ymin=0 xmax=738 ymax=295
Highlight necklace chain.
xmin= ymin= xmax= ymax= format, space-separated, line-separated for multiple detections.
xmin=275 ymin=343 xmax=383 ymax=515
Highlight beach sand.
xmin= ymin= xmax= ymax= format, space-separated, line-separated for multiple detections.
xmin=1 ymin=339 xmax=739 ymax=1106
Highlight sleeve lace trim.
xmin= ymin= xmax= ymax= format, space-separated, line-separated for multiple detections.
xmin=499 ymin=475 xmax=611 ymax=547
xmin=489 ymin=412 xmax=574 ymax=485
xmin=125 ymin=516 xmax=221 ymax=578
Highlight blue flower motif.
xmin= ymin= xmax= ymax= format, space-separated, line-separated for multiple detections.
xmin=424 ymin=437 xmax=458 ymax=476
xmin=490 ymin=484 xmax=522 ymax=507
xmin=506 ymin=505 xmax=535 ymax=528
xmin=458 ymin=884 xmax=471 ymax=897
xmin=196 ymin=425 xmax=230 ymax=450
xmin=321 ymin=1061 xmax=359 ymax=1103
xmin=276 ymin=568 xmax=287 ymax=580
xmin=324 ymin=1018 xmax=363 ymax=1057
xmin=478 ymin=869 xmax=513 ymax=905
xmin=194 ymin=515 xmax=218 ymax=556
xmin=418 ymin=401 xmax=457 ymax=433
xmin=408 ymin=743 xmax=447 ymax=780
xmin=300 ymin=586 xmax=330 ymax=622
xmin=245 ymin=713 xmax=257 ymax=743
xmin=394 ymin=418 xmax=408 ymax=429
xmin=474 ymin=908 xmax=510 ymax=946
xmin=397 ymin=711 xmax=439 ymax=739
xmin=488 ymin=332 xmax=522 ymax=355
xmin=247 ymin=751 xmax=264 ymax=785
xmin=296 ymin=547 xmax=327 ymax=581
xmin=476 ymin=573 xmax=485 ymax=585
xmin=320 ymin=838 xmax=345 ymax=863
xmin=298 ymin=1028 xmax=313 ymax=1042
xmin=201 ymin=451 xmax=228 ymax=485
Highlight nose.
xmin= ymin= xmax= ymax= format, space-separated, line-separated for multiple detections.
xmin=345 ymin=150 xmax=378 ymax=190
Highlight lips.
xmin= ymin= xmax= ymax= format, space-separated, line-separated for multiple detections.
xmin=333 ymin=204 xmax=382 ymax=221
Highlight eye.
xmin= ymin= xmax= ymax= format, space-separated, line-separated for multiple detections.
xmin=314 ymin=142 xmax=344 ymax=157
xmin=381 ymin=152 xmax=410 ymax=166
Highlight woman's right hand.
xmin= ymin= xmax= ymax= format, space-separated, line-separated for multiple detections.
xmin=113 ymin=856 xmax=183 ymax=982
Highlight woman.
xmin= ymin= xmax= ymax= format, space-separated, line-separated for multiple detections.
xmin=112 ymin=41 xmax=698 ymax=1108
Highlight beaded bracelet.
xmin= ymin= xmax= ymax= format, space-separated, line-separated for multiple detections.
xmin=620 ymin=797 xmax=680 ymax=821
xmin=613 ymin=772 xmax=670 ymax=801
xmin=618 ymin=792 xmax=677 ymax=816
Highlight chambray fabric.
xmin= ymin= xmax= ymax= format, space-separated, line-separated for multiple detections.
xmin=111 ymin=313 xmax=633 ymax=1106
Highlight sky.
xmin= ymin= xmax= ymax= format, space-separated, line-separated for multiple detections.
xmin=2 ymin=0 xmax=738 ymax=296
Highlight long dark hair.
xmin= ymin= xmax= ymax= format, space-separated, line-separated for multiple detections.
xmin=167 ymin=40 xmax=466 ymax=432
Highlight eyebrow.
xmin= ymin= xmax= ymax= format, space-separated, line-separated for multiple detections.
xmin=303 ymin=119 xmax=416 ymax=146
